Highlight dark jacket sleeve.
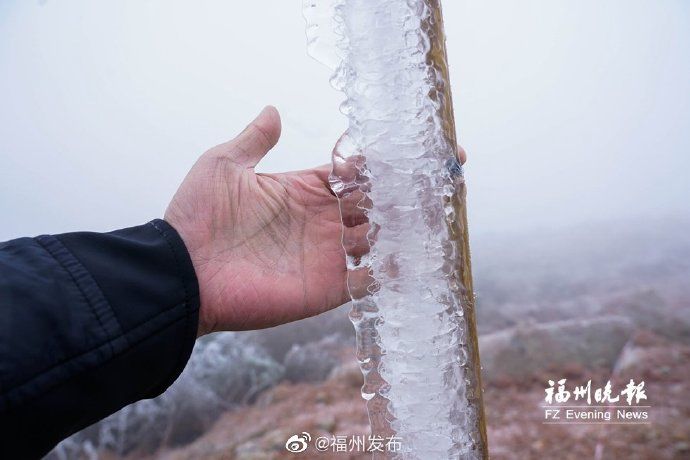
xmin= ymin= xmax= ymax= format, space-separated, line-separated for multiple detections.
xmin=0 ymin=219 xmax=200 ymax=459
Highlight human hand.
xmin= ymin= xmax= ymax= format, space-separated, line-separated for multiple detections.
xmin=165 ymin=107 xmax=362 ymax=335
xmin=166 ymin=106 xmax=466 ymax=336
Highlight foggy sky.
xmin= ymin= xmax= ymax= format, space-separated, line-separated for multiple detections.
xmin=1 ymin=0 xmax=688 ymax=241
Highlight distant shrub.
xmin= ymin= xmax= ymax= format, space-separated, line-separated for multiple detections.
xmin=283 ymin=334 xmax=348 ymax=383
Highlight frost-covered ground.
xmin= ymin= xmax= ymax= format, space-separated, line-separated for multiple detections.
xmin=127 ymin=333 xmax=690 ymax=460
xmin=49 ymin=218 xmax=690 ymax=459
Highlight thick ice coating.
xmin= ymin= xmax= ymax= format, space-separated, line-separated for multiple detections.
xmin=304 ymin=1 xmax=488 ymax=458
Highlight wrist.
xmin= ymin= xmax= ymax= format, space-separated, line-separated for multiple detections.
xmin=162 ymin=214 xmax=213 ymax=337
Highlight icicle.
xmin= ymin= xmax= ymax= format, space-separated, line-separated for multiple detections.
xmin=304 ymin=1 xmax=488 ymax=458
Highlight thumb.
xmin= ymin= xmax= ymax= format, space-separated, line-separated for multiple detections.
xmin=222 ymin=106 xmax=282 ymax=168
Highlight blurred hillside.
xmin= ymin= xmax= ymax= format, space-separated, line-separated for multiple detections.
xmin=50 ymin=218 xmax=690 ymax=460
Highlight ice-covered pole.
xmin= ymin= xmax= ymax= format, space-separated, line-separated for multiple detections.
xmin=305 ymin=1 xmax=488 ymax=458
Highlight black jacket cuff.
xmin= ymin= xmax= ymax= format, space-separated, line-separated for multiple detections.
xmin=0 ymin=220 xmax=199 ymax=458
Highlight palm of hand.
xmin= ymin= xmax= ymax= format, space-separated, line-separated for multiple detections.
xmin=166 ymin=107 xmax=350 ymax=334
